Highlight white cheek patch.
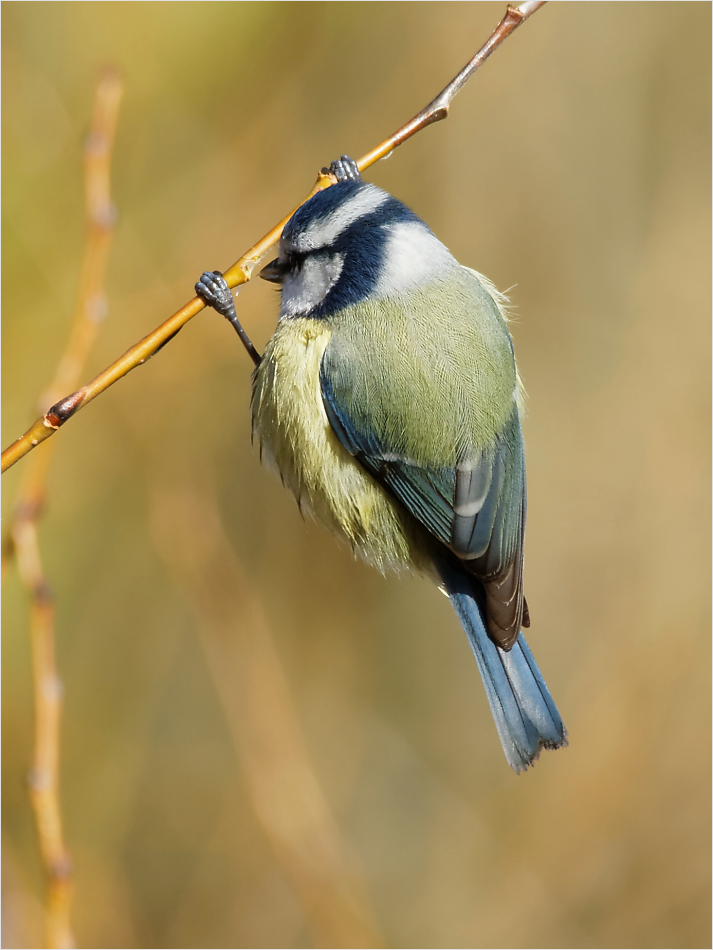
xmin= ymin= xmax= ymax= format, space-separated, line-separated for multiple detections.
xmin=280 ymin=253 xmax=344 ymax=318
xmin=374 ymin=221 xmax=456 ymax=297
xmin=293 ymin=185 xmax=389 ymax=251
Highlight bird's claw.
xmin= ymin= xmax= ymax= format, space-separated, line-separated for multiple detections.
xmin=326 ymin=155 xmax=361 ymax=183
xmin=195 ymin=270 xmax=236 ymax=318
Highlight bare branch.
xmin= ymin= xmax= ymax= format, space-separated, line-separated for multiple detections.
xmin=12 ymin=515 xmax=74 ymax=950
xmin=355 ymin=1 xmax=547 ymax=169
xmin=1 ymin=1 xmax=546 ymax=474
xmin=4 ymin=68 xmax=123 ymax=949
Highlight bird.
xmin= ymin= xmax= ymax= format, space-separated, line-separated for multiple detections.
xmin=195 ymin=155 xmax=567 ymax=772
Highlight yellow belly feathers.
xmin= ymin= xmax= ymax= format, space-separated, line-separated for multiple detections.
xmin=251 ymin=317 xmax=427 ymax=573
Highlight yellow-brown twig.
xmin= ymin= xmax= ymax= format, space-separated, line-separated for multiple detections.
xmin=4 ymin=68 xmax=123 ymax=949
xmin=1 ymin=1 xmax=546 ymax=475
xmin=150 ymin=485 xmax=383 ymax=949
xmin=4 ymin=66 xmax=123 ymax=530
xmin=12 ymin=515 xmax=73 ymax=950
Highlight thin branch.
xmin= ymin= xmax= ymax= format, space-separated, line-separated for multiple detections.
xmin=354 ymin=0 xmax=546 ymax=169
xmin=12 ymin=516 xmax=73 ymax=950
xmin=42 ymin=69 xmax=123 ymax=410
xmin=4 ymin=69 xmax=123 ymax=949
xmin=1 ymin=1 xmax=546 ymax=475
xmin=150 ymin=484 xmax=383 ymax=949
xmin=4 ymin=67 xmax=123 ymax=537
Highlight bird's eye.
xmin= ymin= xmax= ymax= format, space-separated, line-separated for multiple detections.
xmin=285 ymin=251 xmax=305 ymax=272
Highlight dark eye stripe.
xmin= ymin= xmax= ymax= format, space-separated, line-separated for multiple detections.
xmin=284 ymin=250 xmax=306 ymax=272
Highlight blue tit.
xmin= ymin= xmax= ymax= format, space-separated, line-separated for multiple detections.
xmin=196 ymin=156 xmax=567 ymax=772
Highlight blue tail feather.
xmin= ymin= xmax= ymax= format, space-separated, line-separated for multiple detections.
xmin=437 ymin=559 xmax=567 ymax=772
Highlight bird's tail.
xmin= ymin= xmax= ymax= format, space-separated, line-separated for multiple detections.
xmin=437 ymin=559 xmax=567 ymax=772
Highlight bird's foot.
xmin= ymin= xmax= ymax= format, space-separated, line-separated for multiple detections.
xmin=195 ymin=270 xmax=237 ymax=321
xmin=195 ymin=269 xmax=261 ymax=365
xmin=325 ymin=155 xmax=361 ymax=183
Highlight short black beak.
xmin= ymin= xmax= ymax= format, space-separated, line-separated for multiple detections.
xmin=259 ymin=258 xmax=284 ymax=283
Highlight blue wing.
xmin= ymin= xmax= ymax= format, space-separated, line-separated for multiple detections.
xmin=319 ymin=364 xmax=528 ymax=650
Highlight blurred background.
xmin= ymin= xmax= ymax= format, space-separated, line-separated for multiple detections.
xmin=2 ymin=3 xmax=710 ymax=948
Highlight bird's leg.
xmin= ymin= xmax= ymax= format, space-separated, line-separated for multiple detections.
xmin=195 ymin=270 xmax=261 ymax=365
xmin=325 ymin=155 xmax=361 ymax=183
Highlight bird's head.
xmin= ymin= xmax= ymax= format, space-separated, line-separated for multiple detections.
xmin=260 ymin=179 xmax=456 ymax=319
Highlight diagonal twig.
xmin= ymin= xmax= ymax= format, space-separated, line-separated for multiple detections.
xmin=1 ymin=1 xmax=546 ymax=475
xmin=5 ymin=68 xmax=123 ymax=950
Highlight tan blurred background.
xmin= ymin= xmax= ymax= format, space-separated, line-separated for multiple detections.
xmin=2 ymin=3 xmax=710 ymax=948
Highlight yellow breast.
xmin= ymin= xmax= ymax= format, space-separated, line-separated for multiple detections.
xmin=251 ymin=317 xmax=422 ymax=573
